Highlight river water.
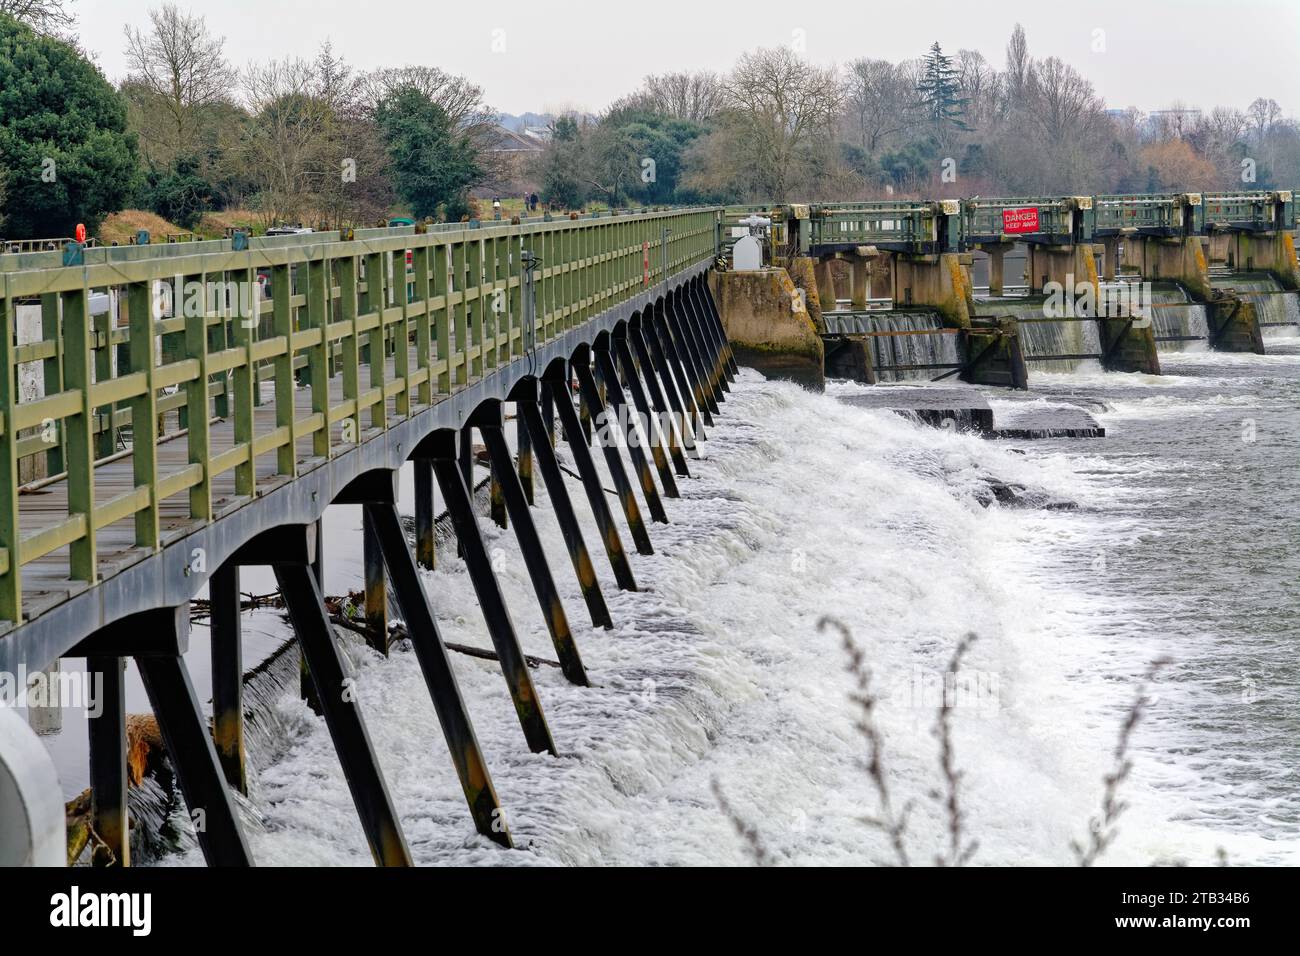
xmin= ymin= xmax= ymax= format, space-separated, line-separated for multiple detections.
xmin=146 ymin=318 xmax=1298 ymax=866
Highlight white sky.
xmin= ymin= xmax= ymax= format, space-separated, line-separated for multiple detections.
xmin=76 ymin=0 xmax=1300 ymax=117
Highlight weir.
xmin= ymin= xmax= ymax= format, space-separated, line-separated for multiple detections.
xmin=0 ymin=208 xmax=739 ymax=866
xmin=714 ymin=188 xmax=1296 ymax=387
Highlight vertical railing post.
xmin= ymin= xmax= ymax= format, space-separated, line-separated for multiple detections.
xmin=337 ymin=253 xmax=361 ymax=448
xmin=63 ymin=283 xmax=97 ymax=582
xmin=231 ymin=266 xmax=256 ymax=498
xmin=185 ymin=273 xmax=213 ymax=519
xmin=392 ymin=245 xmax=411 ymax=418
xmin=92 ymin=309 xmax=115 ymax=460
xmin=40 ymin=293 xmax=64 ymax=476
xmin=0 ymin=286 xmax=22 ymax=623
xmin=306 ymin=256 xmax=331 ymax=458
xmin=271 ymin=264 xmax=296 ymax=476
xmin=412 ymin=240 xmax=432 ymax=407
xmin=451 ymin=242 xmax=468 ymax=388
xmin=434 ymin=244 xmax=451 ymax=394
xmin=127 ymin=282 xmax=159 ymax=548
xmin=363 ymin=252 xmax=387 ymax=430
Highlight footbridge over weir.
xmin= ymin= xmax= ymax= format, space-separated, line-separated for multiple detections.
xmin=0 ymin=207 xmax=740 ymax=866
xmin=716 ymin=190 xmax=1298 ymax=386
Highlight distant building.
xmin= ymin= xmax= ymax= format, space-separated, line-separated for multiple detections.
xmin=473 ymin=125 xmax=546 ymax=200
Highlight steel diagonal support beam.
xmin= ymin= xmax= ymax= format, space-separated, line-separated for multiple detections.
xmin=421 ymin=431 xmax=558 ymax=756
xmin=614 ymin=334 xmax=682 ymax=492
xmin=479 ymin=419 xmax=590 ymax=685
xmin=630 ymin=325 xmax=692 ymax=474
xmin=274 ymin=561 xmax=413 ymax=866
xmin=683 ymin=282 xmax=728 ymax=394
xmin=572 ymin=360 xmax=656 ymax=553
xmin=645 ymin=305 xmax=706 ymax=443
xmin=676 ymin=289 xmax=726 ymax=406
xmin=594 ymin=347 xmax=670 ymax=523
xmin=362 ymin=501 xmax=513 ymax=848
xmin=693 ymin=279 xmax=738 ymax=381
xmin=73 ymin=605 xmax=254 ymax=867
xmin=658 ymin=302 xmax=714 ymax=426
xmin=519 ymin=396 xmax=621 ymax=615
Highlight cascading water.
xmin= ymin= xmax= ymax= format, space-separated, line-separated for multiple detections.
xmin=1211 ymin=272 xmax=1300 ymax=333
xmin=866 ymin=311 xmax=959 ymax=382
xmin=979 ymin=298 xmax=1102 ymax=372
xmin=126 ymin=350 xmax=1300 ymax=867
xmin=1146 ymin=282 xmax=1209 ymax=352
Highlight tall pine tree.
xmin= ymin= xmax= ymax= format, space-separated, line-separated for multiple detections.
xmin=916 ymin=42 xmax=970 ymax=138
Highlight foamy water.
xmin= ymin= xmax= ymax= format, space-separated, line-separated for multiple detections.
xmin=153 ymin=347 xmax=1300 ymax=867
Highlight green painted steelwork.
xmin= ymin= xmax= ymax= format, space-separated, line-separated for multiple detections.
xmin=0 ymin=207 xmax=720 ymax=627
xmin=1200 ymin=190 xmax=1295 ymax=233
xmin=1091 ymin=193 xmax=1199 ymax=237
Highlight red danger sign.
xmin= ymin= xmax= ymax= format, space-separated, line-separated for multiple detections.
xmin=1002 ymin=207 xmax=1040 ymax=234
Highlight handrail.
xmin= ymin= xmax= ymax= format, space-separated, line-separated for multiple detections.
xmin=0 ymin=206 xmax=723 ymax=625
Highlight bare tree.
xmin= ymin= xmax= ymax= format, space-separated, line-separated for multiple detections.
xmin=722 ymin=46 xmax=844 ymax=197
xmin=642 ymin=71 xmax=725 ymax=123
xmin=955 ymin=49 xmax=998 ymax=131
xmin=241 ymin=57 xmax=334 ymax=226
xmin=1004 ymin=23 xmax=1030 ymax=101
xmin=1247 ymin=97 xmax=1282 ymax=140
xmin=0 ymin=0 xmax=75 ymax=36
xmin=843 ymin=58 xmax=913 ymax=153
xmin=123 ymin=4 xmax=232 ymax=165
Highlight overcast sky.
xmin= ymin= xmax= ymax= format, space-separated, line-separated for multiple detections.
xmin=77 ymin=0 xmax=1300 ymax=117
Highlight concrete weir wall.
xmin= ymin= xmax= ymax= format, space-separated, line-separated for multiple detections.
xmin=1123 ymin=236 xmax=1213 ymax=302
xmin=892 ymin=253 xmax=973 ymax=328
xmin=713 ymin=267 xmax=825 ymax=389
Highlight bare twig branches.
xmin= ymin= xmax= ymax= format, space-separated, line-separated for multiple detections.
xmin=712 ymin=778 xmax=771 ymax=867
xmin=1072 ymin=656 xmax=1172 ymax=867
xmin=820 ymin=614 xmax=913 ymax=866
xmin=932 ymin=632 xmax=979 ymax=867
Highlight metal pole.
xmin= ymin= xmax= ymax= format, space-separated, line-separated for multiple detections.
xmin=594 ymin=346 xmax=671 ymax=520
xmin=364 ymin=502 xmax=512 ymax=848
xmin=431 ymin=443 xmax=557 ymax=756
xmin=136 ymin=652 xmax=254 ymax=867
xmin=209 ymin=562 xmax=247 ymax=794
xmin=481 ymin=422 xmax=589 ymax=686
xmin=615 ymin=335 xmax=682 ymax=491
xmin=86 ymin=654 xmax=129 ymax=866
xmin=274 ymin=562 xmax=413 ymax=866
xmin=544 ymin=376 xmax=640 ymax=591
xmin=362 ymin=507 xmax=388 ymax=654
xmin=414 ymin=457 xmax=436 ymax=570
xmin=519 ymin=399 xmax=620 ymax=616
xmin=629 ymin=325 xmax=691 ymax=475
xmin=572 ymin=358 xmax=655 ymax=554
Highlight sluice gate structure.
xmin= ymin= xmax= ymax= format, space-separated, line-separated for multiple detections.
xmin=0 ymin=207 xmax=738 ymax=866
xmin=714 ymin=189 xmax=1298 ymax=387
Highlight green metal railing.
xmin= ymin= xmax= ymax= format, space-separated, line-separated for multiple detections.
xmin=0 ymin=207 xmax=720 ymax=626
xmin=960 ymin=196 xmax=1091 ymax=244
xmin=1092 ymin=193 xmax=1198 ymax=236
xmin=807 ymin=201 xmax=951 ymax=253
xmin=1201 ymin=190 xmax=1295 ymax=233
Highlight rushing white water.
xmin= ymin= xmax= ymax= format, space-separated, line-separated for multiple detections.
xmin=149 ymin=360 xmax=1298 ymax=867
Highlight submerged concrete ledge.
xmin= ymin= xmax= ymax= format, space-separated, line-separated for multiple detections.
xmin=839 ymin=386 xmax=1104 ymax=438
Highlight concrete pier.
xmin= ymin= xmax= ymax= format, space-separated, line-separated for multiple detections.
xmin=891 ymin=253 xmax=973 ymax=328
xmin=714 ymin=268 xmax=825 ymax=389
